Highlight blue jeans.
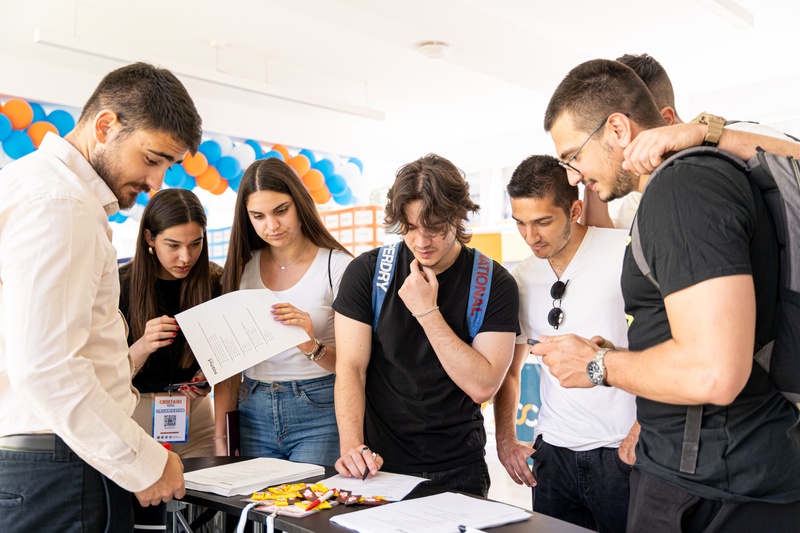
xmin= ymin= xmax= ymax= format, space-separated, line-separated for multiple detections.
xmin=239 ymin=374 xmax=339 ymax=466
xmin=402 ymin=458 xmax=491 ymax=497
xmin=532 ymin=435 xmax=631 ymax=533
xmin=0 ymin=434 xmax=133 ymax=532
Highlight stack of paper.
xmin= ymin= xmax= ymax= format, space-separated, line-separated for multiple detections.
xmin=330 ymin=492 xmax=530 ymax=533
xmin=184 ymin=458 xmax=324 ymax=497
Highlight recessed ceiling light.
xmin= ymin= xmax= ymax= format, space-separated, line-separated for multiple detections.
xmin=417 ymin=41 xmax=450 ymax=60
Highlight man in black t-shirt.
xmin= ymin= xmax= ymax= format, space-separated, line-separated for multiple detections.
xmin=332 ymin=154 xmax=519 ymax=497
xmin=533 ymin=59 xmax=800 ymax=531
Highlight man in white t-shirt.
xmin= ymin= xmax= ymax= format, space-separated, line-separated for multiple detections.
xmin=494 ymin=155 xmax=636 ymax=533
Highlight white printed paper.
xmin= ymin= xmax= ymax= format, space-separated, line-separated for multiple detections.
xmin=319 ymin=472 xmax=428 ymax=501
xmin=175 ymin=289 xmax=310 ymax=386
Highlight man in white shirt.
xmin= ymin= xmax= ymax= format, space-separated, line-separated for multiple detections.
xmin=0 ymin=62 xmax=202 ymax=532
xmin=495 ymin=155 xmax=636 ymax=532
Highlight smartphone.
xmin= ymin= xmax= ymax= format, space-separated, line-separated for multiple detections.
xmin=164 ymin=380 xmax=209 ymax=392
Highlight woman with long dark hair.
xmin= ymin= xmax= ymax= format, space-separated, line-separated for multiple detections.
xmin=213 ymin=158 xmax=352 ymax=466
xmin=119 ymin=188 xmax=222 ymax=457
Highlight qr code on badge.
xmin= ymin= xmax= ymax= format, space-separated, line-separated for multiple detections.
xmin=164 ymin=414 xmax=177 ymax=428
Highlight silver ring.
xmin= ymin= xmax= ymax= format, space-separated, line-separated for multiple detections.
xmin=361 ymin=446 xmax=370 ymax=454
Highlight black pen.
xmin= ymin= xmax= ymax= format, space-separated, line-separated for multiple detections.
xmin=362 ymin=450 xmax=377 ymax=480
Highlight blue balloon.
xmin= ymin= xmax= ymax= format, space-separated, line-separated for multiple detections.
xmin=325 ymin=173 xmax=347 ymax=196
xmin=313 ymin=158 xmax=335 ymax=179
xmin=136 ymin=192 xmax=150 ymax=206
xmin=3 ymin=130 xmax=35 ymax=159
xmin=198 ymin=140 xmax=222 ymax=165
xmin=347 ymin=157 xmax=364 ymax=173
xmin=228 ymin=175 xmax=242 ymax=193
xmin=262 ymin=150 xmax=285 ymax=161
xmin=45 ymin=110 xmax=75 ymax=136
xmin=333 ymin=187 xmax=354 ymax=206
xmin=108 ymin=212 xmax=128 ymax=223
xmin=29 ymin=103 xmax=46 ymax=123
xmin=182 ymin=174 xmax=197 ymax=191
xmin=164 ymin=165 xmax=187 ymax=187
xmin=0 ymin=114 xmax=11 ymax=141
xmin=216 ymin=156 xmax=241 ymax=179
xmin=299 ymin=149 xmax=317 ymax=165
xmin=244 ymin=140 xmax=263 ymax=159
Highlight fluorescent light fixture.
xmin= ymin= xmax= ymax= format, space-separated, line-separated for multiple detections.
xmin=697 ymin=0 xmax=754 ymax=29
xmin=33 ymin=29 xmax=385 ymax=121
xmin=417 ymin=41 xmax=450 ymax=60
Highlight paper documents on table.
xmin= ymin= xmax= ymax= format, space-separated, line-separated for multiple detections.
xmin=330 ymin=492 xmax=530 ymax=533
xmin=320 ymin=472 xmax=428 ymax=502
xmin=175 ymin=289 xmax=310 ymax=386
xmin=184 ymin=458 xmax=324 ymax=497
xmin=319 ymin=472 xmax=428 ymax=501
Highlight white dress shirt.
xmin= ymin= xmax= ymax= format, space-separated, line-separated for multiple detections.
xmin=0 ymin=133 xmax=167 ymax=492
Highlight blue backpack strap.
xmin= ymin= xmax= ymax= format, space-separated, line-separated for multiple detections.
xmin=371 ymin=241 xmax=401 ymax=331
xmin=467 ymin=250 xmax=493 ymax=343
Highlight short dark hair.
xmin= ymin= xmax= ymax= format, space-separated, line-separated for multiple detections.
xmin=384 ymin=153 xmax=479 ymax=245
xmin=222 ymin=158 xmax=352 ymax=294
xmin=616 ymin=53 xmax=677 ymax=113
xmin=544 ymin=59 xmax=665 ymax=134
xmin=78 ymin=62 xmax=202 ymax=153
xmin=507 ymin=155 xmax=578 ymax=216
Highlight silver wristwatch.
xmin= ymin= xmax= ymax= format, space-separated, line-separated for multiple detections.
xmin=586 ymin=348 xmax=611 ymax=387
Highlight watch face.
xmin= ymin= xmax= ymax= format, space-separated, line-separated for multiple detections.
xmin=587 ymin=360 xmax=604 ymax=385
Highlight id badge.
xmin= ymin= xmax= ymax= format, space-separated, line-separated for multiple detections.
xmin=152 ymin=393 xmax=190 ymax=443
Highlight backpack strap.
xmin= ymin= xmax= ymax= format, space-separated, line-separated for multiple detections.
xmin=467 ymin=250 xmax=493 ymax=343
xmin=328 ymin=249 xmax=333 ymax=291
xmin=372 ymin=242 xmax=400 ymax=332
xmin=680 ymin=405 xmax=703 ymax=474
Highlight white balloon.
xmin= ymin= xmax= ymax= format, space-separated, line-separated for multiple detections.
xmin=231 ymin=143 xmax=257 ymax=169
xmin=339 ymin=161 xmax=361 ymax=182
xmin=208 ymin=134 xmax=234 ymax=155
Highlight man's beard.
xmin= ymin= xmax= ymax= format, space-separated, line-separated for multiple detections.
xmin=93 ymin=147 xmax=137 ymax=209
xmin=601 ymin=167 xmax=638 ymax=203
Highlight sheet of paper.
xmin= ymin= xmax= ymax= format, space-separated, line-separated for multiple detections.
xmin=318 ymin=472 xmax=429 ymax=501
xmin=175 ymin=289 xmax=310 ymax=386
xmin=330 ymin=492 xmax=530 ymax=533
xmin=184 ymin=457 xmax=324 ymax=497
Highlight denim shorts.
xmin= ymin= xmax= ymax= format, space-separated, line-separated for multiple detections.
xmin=239 ymin=374 xmax=339 ymax=466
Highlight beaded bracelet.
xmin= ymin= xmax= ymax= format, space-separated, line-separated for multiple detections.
xmin=211 ymin=435 xmax=227 ymax=442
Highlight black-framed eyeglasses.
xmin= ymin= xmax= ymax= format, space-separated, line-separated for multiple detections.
xmin=547 ymin=279 xmax=568 ymax=329
xmin=558 ymin=116 xmax=609 ymax=175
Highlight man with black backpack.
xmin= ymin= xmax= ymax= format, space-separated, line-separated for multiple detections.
xmin=536 ymin=59 xmax=800 ymax=531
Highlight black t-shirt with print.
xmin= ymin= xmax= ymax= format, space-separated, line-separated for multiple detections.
xmin=622 ymin=154 xmax=800 ymax=503
xmin=333 ymin=242 xmax=519 ymax=473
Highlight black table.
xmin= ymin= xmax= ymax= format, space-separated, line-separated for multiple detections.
xmin=180 ymin=457 xmax=591 ymax=533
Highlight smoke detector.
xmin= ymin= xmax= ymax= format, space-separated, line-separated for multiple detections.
xmin=417 ymin=41 xmax=450 ymax=59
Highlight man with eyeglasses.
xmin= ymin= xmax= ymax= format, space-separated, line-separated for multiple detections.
xmin=536 ymin=59 xmax=800 ymax=530
xmin=494 ymin=155 xmax=636 ymax=532
xmin=332 ymin=154 xmax=519 ymax=497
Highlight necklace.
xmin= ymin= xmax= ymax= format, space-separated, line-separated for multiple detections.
xmin=268 ymin=239 xmax=310 ymax=271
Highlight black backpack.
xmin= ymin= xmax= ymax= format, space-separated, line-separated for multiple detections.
xmin=630 ymin=146 xmax=800 ymax=475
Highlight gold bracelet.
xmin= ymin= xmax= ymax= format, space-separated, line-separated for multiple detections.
xmin=211 ymin=435 xmax=227 ymax=442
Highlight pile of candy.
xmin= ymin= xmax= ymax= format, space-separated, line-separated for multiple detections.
xmin=247 ymin=483 xmax=389 ymax=515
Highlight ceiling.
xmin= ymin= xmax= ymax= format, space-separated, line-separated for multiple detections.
xmin=2 ymin=0 xmax=800 ymax=177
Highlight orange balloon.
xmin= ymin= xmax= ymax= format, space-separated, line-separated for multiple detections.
xmin=182 ymin=151 xmax=209 ymax=177
xmin=288 ymin=154 xmax=311 ymax=177
xmin=271 ymin=144 xmax=291 ymax=162
xmin=209 ymin=178 xmax=228 ymax=195
xmin=149 ymin=189 xmax=159 ymax=197
xmin=303 ymin=168 xmax=326 ymax=191
xmin=26 ymin=121 xmax=59 ymax=148
xmin=195 ymin=166 xmax=222 ymax=191
xmin=2 ymin=99 xmax=33 ymax=130
xmin=310 ymin=186 xmax=331 ymax=204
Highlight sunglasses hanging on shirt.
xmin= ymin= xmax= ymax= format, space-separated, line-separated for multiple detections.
xmin=548 ymin=280 xmax=568 ymax=329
